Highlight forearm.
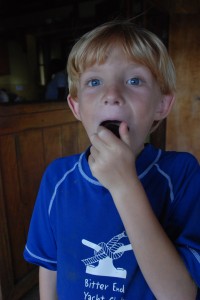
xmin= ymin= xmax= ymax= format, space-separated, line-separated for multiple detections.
xmin=88 ymin=128 xmax=197 ymax=299
xmin=111 ymin=177 xmax=197 ymax=300
xmin=39 ymin=267 xmax=58 ymax=300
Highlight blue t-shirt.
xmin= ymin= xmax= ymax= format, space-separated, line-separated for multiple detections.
xmin=24 ymin=144 xmax=200 ymax=299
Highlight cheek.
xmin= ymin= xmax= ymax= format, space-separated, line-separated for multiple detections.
xmin=78 ymin=108 xmax=96 ymax=134
xmin=79 ymin=106 xmax=93 ymax=122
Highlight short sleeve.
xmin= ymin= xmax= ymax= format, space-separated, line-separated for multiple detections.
xmin=24 ymin=168 xmax=57 ymax=270
xmin=166 ymin=154 xmax=200 ymax=292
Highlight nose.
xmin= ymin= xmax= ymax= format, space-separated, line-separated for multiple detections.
xmin=103 ymin=86 xmax=124 ymax=105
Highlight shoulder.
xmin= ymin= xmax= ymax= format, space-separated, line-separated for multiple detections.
xmin=157 ymin=149 xmax=200 ymax=199
xmin=159 ymin=149 xmax=200 ymax=174
xmin=41 ymin=152 xmax=83 ymax=184
xmin=47 ymin=152 xmax=81 ymax=169
xmin=144 ymin=144 xmax=200 ymax=190
xmin=33 ymin=152 xmax=85 ymax=213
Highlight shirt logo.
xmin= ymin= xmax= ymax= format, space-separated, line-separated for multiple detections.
xmin=82 ymin=231 xmax=132 ymax=279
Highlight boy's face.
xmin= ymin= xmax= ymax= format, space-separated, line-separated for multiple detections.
xmin=68 ymin=47 xmax=174 ymax=153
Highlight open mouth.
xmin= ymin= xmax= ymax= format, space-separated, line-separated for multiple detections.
xmin=100 ymin=120 xmax=121 ymax=138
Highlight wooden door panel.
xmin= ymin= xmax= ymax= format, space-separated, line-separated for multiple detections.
xmin=0 ymin=103 xmax=89 ymax=299
xmin=61 ymin=122 xmax=78 ymax=156
xmin=43 ymin=126 xmax=63 ymax=164
xmin=166 ymin=15 xmax=200 ymax=161
xmin=77 ymin=122 xmax=90 ymax=151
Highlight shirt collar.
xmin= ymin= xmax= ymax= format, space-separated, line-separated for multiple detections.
xmin=78 ymin=144 xmax=161 ymax=186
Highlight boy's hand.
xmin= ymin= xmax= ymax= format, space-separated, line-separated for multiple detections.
xmin=88 ymin=122 xmax=137 ymax=190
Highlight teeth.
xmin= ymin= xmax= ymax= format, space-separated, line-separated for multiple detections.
xmin=100 ymin=120 xmax=121 ymax=138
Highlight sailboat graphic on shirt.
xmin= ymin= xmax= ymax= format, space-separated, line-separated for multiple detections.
xmin=81 ymin=231 xmax=132 ymax=279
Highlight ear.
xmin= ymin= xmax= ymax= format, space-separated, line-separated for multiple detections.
xmin=154 ymin=94 xmax=175 ymax=121
xmin=67 ymin=95 xmax=81 ymax=121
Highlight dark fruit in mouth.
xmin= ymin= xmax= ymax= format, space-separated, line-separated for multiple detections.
xmin=100 ymin=120 xmax=121 ymax=138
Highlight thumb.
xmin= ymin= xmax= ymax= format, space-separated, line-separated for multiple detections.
xmin=119 ymin=122 xmax=131 ymax=147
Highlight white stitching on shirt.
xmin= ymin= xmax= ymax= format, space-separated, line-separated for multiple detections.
xmin=138 ymin=149 xmax=174 ymax=203
xmin=78 ymin=152 xmax=102 ymax=186
xmin=189 ymin=247 xmax=200 ymax=264
xmin=154 ymin=164 xmax=174 ymax=203
xmin=48 ymin=162 xmax=79 ymax=215
xmin=138 ymin=149 xmax=162 ymax=179
xmin=25 ymin=245 xmax=57 ymax=264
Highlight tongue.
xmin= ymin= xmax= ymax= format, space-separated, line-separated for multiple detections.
xmin=100 ymin=120 xmax=121 ymax=138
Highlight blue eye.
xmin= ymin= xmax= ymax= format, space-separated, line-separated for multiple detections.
xmin=88 ymin=79 xmax=101 ymax=87
xmin=127 ymin=78 xmax=141 ymax=85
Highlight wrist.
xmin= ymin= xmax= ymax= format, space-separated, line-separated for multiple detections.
xmin=109 ymin=169 xmax=140 ymax=199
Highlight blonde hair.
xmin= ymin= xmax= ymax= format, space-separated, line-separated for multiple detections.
xmin=67 ymin=19 xmax=176 ymax=98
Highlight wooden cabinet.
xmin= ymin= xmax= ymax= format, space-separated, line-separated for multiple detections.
xmin=0 ymin=102 xmax=89 ymax=299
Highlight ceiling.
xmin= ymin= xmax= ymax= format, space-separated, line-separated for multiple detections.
xmin=1 ymin=0 xmax=199 ymax=38
xmin=0 ymin=0 xmax=128 ymax=37
xmin=0 ymin=0 xmax=78 ymax=16
xmin=150 ymin=0 xmax=200 ymax=13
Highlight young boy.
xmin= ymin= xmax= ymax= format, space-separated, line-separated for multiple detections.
xmin=24 ymin=20 xmax=200 ymax=299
